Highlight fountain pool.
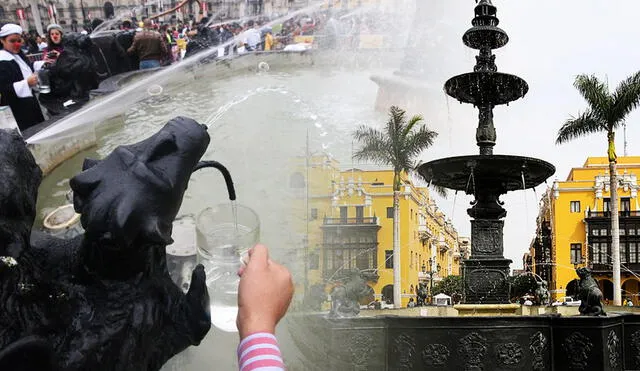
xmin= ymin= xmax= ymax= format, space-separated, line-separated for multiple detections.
xmin=31 ymin=57 xmax=402 ymax=370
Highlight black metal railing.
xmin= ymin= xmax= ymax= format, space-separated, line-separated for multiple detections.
xmin=323 ymin=217 xmax=378 ymax=225
xmin=586 ymin=210 xmax=640 ymax=218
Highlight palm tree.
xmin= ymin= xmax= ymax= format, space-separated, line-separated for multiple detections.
xmin=556 ymin=72 xmax=640 ymax=306
xmin=353 ymin=105 xmax=438 ymax=308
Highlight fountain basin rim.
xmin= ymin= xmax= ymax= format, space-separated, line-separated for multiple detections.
xmin=462 ymin=25 xmax=509 ymax=49
xmin=444 ymin=71 xmax=529 ymax=106
xmin=416 ymin=154 xmax=556 ymax=193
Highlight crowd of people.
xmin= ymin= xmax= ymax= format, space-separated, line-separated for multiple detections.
xmin=0 ymin=7 xmax=393 ymax=132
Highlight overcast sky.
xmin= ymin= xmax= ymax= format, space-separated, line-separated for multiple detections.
xmin=408 ymin=0 xmax=640 ymax=269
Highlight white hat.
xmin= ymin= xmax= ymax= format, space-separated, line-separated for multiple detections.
xmin=0 ymin=24 xmax=23 ymax=38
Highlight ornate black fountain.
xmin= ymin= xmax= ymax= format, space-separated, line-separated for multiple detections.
xmin=294 ymin=2 xmax=640 ymax=370
xmin=416 ymin=0 xmax=555 ymax=304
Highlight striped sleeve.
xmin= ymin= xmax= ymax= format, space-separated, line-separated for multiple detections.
xmin=237 ymin=332 xmax=285 ymax=371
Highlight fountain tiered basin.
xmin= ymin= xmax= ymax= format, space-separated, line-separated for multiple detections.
xmin=417 ymin=155 xmax=556 ymax=193
xmin=444 ymin=72 xmax=529 ymax=105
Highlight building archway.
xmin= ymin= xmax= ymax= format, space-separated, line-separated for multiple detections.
xmin=565 ymin=279 xmax=579 ymax=298
xmin=599 ymin=279 xmax=614 ymax=301
xmin=622 ymin=278 xmax=639 ymax=305
xmin=381 ymin=284 xmax=393 ymax=304
xmin=103 ymin=1 xmax=114 ymax=19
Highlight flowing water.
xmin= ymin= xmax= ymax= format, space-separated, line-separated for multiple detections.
xmin=34 ymin=65 xmax=389 ymax=370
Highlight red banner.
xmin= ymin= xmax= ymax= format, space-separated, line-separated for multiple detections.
xmin=16 ymin=8 xmax=25 ymax=20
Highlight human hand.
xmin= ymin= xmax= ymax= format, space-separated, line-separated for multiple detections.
xmin=236 ymin=244 xmax=293 ymax=340
xmin=43 ymin=50 xmax=59 ymax=64
xmin=26 ymin=74 xmax=38 ymax=87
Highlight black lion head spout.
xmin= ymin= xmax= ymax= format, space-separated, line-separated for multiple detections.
xmin=0 ymin=129 xmax=42 ymax=258
xmin=70 ymin=117 xmax=210 ymax=251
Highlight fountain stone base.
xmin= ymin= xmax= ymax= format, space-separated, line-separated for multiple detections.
xmin=293 ymin=313 xmax=640 ymax=371
xmin=463 ymin=258 xmax=512 ymax=304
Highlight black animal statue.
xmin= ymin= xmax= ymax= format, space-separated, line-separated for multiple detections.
xmin=0 ymin=117 xmax=213 ymax=370
xmin=328 ymin=270 xmax=371 ymax=318
xmin=416 ymin=282 xmax=428 ymax=306
xmin=535 ymin=280 xmax=550 ymax=306
xmin=576 ymin=267 xmax=606 ymax=316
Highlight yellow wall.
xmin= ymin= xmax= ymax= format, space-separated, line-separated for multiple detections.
xmin=297 ymin=154 xmax=463 ymax=308
xmin=537 ymin=156 xmax=640 ymax=304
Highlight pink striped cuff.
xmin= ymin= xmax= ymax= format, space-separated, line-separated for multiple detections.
xmin=237 ymin=332 xmax=285 ymax=371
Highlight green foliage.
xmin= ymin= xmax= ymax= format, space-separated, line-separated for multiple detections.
xmin=556 ymin=72 xmax=640 ymax=154
xmin=433 ymin=275 xmax=463 ymax=297
xmin=353 ymin=105 xmax=439 ymax=192
xmin=508 ymin=274 xmax=538 ymax=301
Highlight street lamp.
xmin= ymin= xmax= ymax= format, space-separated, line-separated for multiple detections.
xmin=423 ymin=258 xmax=441 ymax=305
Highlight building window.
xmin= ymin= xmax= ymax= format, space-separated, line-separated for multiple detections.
xmin=385 ymin=250 xmax=393 ymax=268
xmin=600 ymin=229 xmax=607 ymax=236
xmin=570 ymin=201 xmax=581 ymax=213
xmin=604 ymin=198 xmax=611 ymax=213
xmin=622 ymin=198 xmax=631 ymax=216
xmin=355 ymin=206 xmax=364 ymax=223
xmin=387 ymin=207 xmax=394 ymax=219
xmin=570 ymin=243 xmax=582 ymax=264
xmin=620 ymin=228 xmax=626 ymax=236
xmin=630 ymin=243 xmax=638 ymax=264
xmin=592 ymin=229 xmax=599 ymax=236
xmin=629 ymin=228 xmax=636 ymax=236
xmin=339 ymin=206 xmax=347 ymax=222
xmin=310 ymin=208 xmax=318 ymax=220
xmin=621 ymin=245 xmax=627 ymax=263
xmin=591 ymin=243 xmax=602 ymax=264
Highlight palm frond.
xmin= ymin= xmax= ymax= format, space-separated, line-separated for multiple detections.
xmin=353 ymin=126 xmax=392 ymax=164
xmin=402 ymin=114 xmax=424 ymax=139
xmin=403 ymin=125 xmax=438 ymax=163
xmin=431 ymin=184 xmax=448 ymax=198
xmin=610 ymin=70 xmax=640 ymax=123
xmin=573 ymin=74 xmax=611 ymax=118
xmin=556 ymin=110 xmax=605 ymax=144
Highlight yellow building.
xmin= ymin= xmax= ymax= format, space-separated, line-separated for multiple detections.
xmin=532 ymin=156 xmax=640 ymax=305
xmin=295 ymin=154 xmax=463 ymax=308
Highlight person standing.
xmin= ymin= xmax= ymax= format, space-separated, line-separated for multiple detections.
xmin=127 ymin=20 xmax=168 ymax=70
xmin=0 ymin=24 xmax=44 ymax=132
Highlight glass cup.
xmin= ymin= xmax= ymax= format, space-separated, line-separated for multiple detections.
xmin=37 ymin=69 xmax=51 ymax=94
xmin=196 ymin=203 xmax=260 ymax=332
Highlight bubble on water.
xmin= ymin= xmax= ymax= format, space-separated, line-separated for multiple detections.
xmin=147 ymin=85 xmax=163 ymax=96
xmin=258 ymin=61 xmax=270 ymax=72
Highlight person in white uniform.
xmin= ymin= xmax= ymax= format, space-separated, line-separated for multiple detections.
xmin=0 ymin=24 xmax=44 ymax=131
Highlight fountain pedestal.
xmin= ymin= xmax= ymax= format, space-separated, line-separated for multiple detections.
xmin=462 ymin=219 xmax=512 ymax=303
xmin=416 ymin=0 xmax=555 ymax=305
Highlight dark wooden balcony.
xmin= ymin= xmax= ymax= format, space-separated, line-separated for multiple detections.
xmin=585 ymin=210 xmax=640 ymax=219
xmin=589 ymin=262 xmax=640 ymax=273
xmin=322 ymin=217 xmax=379 ymax=226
